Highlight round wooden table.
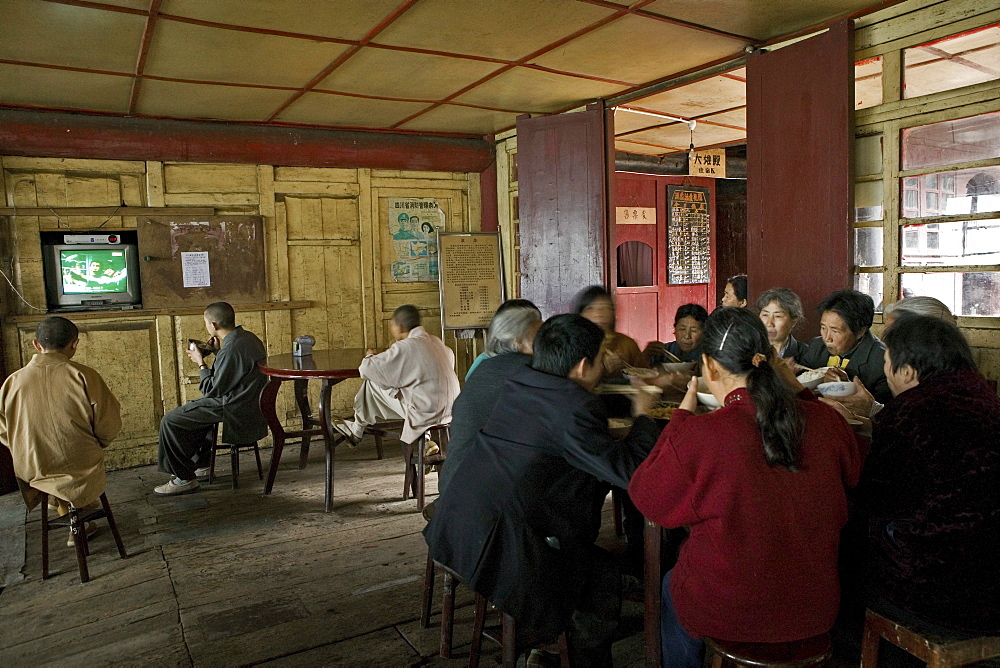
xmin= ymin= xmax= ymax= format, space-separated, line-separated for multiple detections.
xmin=258 ymin=348 xmax=368 ymax=511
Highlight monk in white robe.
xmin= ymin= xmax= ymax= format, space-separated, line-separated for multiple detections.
xmin=0 ymin=316 xmax=121 ymax=515
xmin=336 ymin=305 xmax=460 ymax=445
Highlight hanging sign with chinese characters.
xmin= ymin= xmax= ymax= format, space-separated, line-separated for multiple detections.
xmin=615 ymin=206 xmax=656 ymax=225
xmin=667 ymin=186 xmax=711 ymax=285
xmin=689 ymin=149 xmax=726 ymax=178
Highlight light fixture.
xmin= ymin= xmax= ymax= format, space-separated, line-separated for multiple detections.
xmin=614 ymin=106 xmax=697 ymax=132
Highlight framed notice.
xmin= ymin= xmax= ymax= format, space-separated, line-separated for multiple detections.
xmin=437 ymin=232 xmax=504 ymax=330
xmin=667 ymin=186 xmax=711 ymax=284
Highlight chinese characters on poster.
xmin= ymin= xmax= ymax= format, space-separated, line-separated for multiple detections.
xmin=388 ymin=198 xmax=444 ymax=282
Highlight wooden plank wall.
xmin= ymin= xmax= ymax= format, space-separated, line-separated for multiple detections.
xmin=0 ymin=157 xmax=482 ymax=468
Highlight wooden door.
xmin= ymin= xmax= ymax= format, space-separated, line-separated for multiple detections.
xmin=613 ymin=172 xmax=717 ymax=349
xmin=747 ymin=20 xmax=854 ymax=337
xmin=516 ymin=105 xmax=610 ymax=317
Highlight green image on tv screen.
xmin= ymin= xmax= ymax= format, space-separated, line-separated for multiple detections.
xmin=60 ymin=249 xmax=128 ymax=294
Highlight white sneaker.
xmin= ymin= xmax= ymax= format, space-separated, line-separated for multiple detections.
xmin=153 ymin=477 xmax=200 ymax=496
xmin=194 ymin=467 xmax=210 ymax=480
xmin=330 ymin=417 xmax=359 ymax=447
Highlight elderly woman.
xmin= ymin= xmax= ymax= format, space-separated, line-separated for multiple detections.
xmin=574 ymin=285 xmax=647 ymax=374
xmin=756 ymin=287 xmax=806 ymax=360
xmin=645 ymin=304 xmax=709 ymax=366
xmin=720 ymin=274 xmax=748 ymax=308
xmin=629 ymin=308 xmax=863 ymax=667
xmin=437 ymin=299 xmax=542 ymax=495
xmin=858 ymin=314 xmax=999 ymax=634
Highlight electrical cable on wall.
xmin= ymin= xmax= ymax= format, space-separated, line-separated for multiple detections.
xmin=0 ymin=266 xmax=47 ymax=311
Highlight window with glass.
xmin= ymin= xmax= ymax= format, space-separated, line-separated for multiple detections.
xmin=903 ymin=23 xmax=1000 ymax=99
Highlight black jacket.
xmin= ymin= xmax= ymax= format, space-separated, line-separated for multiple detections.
xmin=800 ymin=330 xmax=891 ymax=405
xmin=424 ymin=365 xmax=659 ymax=636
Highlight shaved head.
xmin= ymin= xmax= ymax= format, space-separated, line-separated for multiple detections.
xmin=204 ymin=302 xmax=236 ymax=329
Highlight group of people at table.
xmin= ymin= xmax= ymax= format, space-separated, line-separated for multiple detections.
xmin=1 ymin=277 xmax=997 ymax=667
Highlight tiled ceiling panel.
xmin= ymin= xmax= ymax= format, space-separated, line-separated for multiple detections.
xmin=399 ymin=104 xmax=521 ymax=135
xmin=612 ymin=110 xmax=670 ymax=134
xmin=0 ymin=0 xmax=145 ymax=72
xmin=137 ymin=80 xmax=294 ymax=121
xmin=317 ymin=48 xmax=503 ymax=101
xmin=277 ymin=91 xmax=431 ymax=128
xmin=161 ymin=0 xmax=404 ymax=41
xmin=615 ymin=139 xmax=668 ymax=156
xmin=644 ymin=0 xmax=878 ymax=41
xmin=627 ymin=121 xmax=745 ymax=150
xmin=454 ymin=67 xmax=625 ymax=114
xmin=0 ymin=63 xmax=131 ymax=113
xmin=373 ymin=0 xmax=615 ymax=61
xmin=636 ymin=74 xmax=747 ymax=118
xmin=532 ymin=14 xmax=747 ymax=85
xmin=700 ymin=107 xmax=746 ymax=129
xmin=144 ymin=20 xmax=350 ymax=87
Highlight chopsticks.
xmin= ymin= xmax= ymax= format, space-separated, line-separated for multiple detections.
xmin=595 ymin=384 xmax=663 ymax=396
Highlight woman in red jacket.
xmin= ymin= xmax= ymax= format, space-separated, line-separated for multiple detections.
xmin=629 ymin=307 xmax=864 ymax=667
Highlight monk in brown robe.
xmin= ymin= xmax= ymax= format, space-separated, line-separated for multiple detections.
xmin=0 ymin=316 xmax=121 ymax=543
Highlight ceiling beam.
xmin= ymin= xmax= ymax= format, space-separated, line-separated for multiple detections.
xmin=0 ymin=109 xmax=495 ymax=173
xmin=572 ymin=0 xmax=756 ymax=42
xmin=128 ymin=0 xmax=162 ymax=114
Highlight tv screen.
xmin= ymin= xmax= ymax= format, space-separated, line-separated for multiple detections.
xmin=59 ymin=249 xmax=130 ymax=294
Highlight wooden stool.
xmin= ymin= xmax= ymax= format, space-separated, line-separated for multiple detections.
xmin=401 ymin=424 xmax=449 ymax=511
xmin=704 ymin=634 xmax=832 ymax=667
xmin=861 ymin=608 xmax=1000 ymax=667
xmin=364 ymin=419 xmax=404 ymax=461
xmin=420 ymin=554 xmax=460 ymax=658
xmin=209 ymin=425 xmax=263 ymax=489
xmin=469 ymin=592 xmax=570 ymax=668
xmin=39 ymin=491 xmax=127 ymax=583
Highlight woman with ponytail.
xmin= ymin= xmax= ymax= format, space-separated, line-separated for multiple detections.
xmin=629 ymin=307 xmax=865 ymax=668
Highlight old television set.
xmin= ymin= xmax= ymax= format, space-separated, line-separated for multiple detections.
xmin=41 ymin=232 xmax=142 ymax=311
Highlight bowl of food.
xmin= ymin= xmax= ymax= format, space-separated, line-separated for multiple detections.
xmin=696 ymin=378 xmax=722 ymax=408
xmin=796 ymin=367 xmax=830 ymax=390
xmin=660 ymin=361 xmax=696 ymax=373
xmin=623 ymin=366 xmax=660 ymax=379
xmin=817 ymin=381 xmax=857 ymax=398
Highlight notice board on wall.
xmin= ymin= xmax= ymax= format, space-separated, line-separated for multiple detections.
xmin=437 ymin=232 xmax=503 ymax=330
xmin=137 ymin=215 xmax=266 ymax=308
xmin=667 ymin=186 xmax=711 ymax=284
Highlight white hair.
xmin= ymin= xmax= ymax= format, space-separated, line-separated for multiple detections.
xmin=485 ymin=305 xmax=542 ymax=356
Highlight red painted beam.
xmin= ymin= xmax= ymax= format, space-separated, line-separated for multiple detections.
xmin=0 ymin=109 xmax=494 ymax=173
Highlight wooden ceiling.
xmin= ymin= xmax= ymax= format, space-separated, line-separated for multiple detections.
xmin=0 ymin=0 xmax=892 ymax=155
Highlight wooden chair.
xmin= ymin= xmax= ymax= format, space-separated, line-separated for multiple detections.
xmin=208 ymin=424 xmax=263 ymax=489
xmin=469 ymin=592 xmax=570 ymax=668
xmin=39 ymin=491 xmax=127 ymax=583
xmin=860 ymin=608 xmax=1000 ymax=667
xmin=704 ymin=635 xmax=832 ymax=667
xmin=364 ymin=419 xmax=404 ymax=460
xmin=402 ymin=424 xmax=449 ymax=511
xmin=421 ymin=554 xmax=460 ymax=658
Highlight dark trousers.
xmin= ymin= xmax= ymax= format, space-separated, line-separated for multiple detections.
xmin=564 ymin=548 xmax=622 ymax=668
xmin=661 ymin=570 xmax=703 ymax=668
xmin=157 ymin=404 xmax=218 ymax=481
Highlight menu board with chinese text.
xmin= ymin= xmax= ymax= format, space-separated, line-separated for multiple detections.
xmin=438 ymin=232 xmax=504 ymax=329
xmin=667 ymin=186 xmax=711 ymax=284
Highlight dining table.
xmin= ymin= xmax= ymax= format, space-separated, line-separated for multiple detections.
xmin=258 ymin=348 xmax=368 ymax=512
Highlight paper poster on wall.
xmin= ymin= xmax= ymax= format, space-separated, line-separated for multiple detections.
xmin=438 ymin=232 xmax=504 ymax=329
xmin=388 ymin=198 xmax=445 ymax=282
xmin=667 ymin=186 xmax=711 ymax=284
xmin=181 ymin=251 xmax=211 ymax=288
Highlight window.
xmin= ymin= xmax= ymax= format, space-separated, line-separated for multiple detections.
xmin=856 ymin=18 xmax=1000 ymax=319
xmin=616 ymin=241 xmax=654 ymax=287
xmin=855 ymin=56 xmax=883 ymax=110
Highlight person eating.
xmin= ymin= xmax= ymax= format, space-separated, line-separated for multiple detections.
xmin=574 ymin=285 xmax=646 ymax=375
xmin=629 ymin=307 xmax=864 ymax=667
xmin=644 ymin=304 xmax=708 ymax=365
xmin=799 ymin=289 xmax=892 ymax=405
xmin=756 ymin=287 xmax=807 ymax=361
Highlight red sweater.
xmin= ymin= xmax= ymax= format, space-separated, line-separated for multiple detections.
xmin=629 ymin=389 xmax=864 ymax=642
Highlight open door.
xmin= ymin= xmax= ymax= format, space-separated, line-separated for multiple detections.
xmin=747 ymin=21 xmax=854 ymax=337
xmin=516 ymin=104 xmax=611 ymax=317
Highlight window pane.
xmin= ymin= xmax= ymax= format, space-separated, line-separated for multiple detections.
xmin=900 ymin=165 xmax=1000 ymax=217
xmin=903 ymin=24 xmax=1000 ymax=99
xmin=855 ymin=57 xmax=883 ymax=110
xmin=855 ymin=134 xmax=883 ymax=176
xmin=901 ymin=219 xmax=1000 ymax=266
xmin=854 ymin=227 xmax=883 ymax=267
xmin=855 ymin=181 xmax=883 ymax=221
xmin=616 ymin=241 xmax=654 ymax=287
xmin=854 ymin=273 xmax=884 ymax=312
xmin=900 ymin=272 xmax=1000 ymax=316
xmin=902 ymin=111 xmax=1000 ymax=170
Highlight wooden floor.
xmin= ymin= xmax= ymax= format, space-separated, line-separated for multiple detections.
xmin=0 ymin=437 xmax=644 ymax=667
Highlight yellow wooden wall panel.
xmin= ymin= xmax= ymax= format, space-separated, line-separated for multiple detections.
xmin=1 ymin=157 xmax=146 ymax=174
xmin=163 ymin=163 xmax=259 ymax=193
xmin=274 ymin=167 xmax=358 ymax=183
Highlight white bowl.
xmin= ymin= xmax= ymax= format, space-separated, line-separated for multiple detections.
xmin=817 ymin=381 xmax=857 ymax=398
xmin=660 ymin=361 xmax=696 ymax=373
xmin=796 ymin=367 xmax=831 ymax=390
xmin=696 ymin=378 xmax=722 ymax=408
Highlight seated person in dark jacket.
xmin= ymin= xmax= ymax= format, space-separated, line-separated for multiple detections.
xmin=799 ymin=289 xmax=892 ymax=405
xmin=756 ymin=287 xmax=808 ymax=361
xmin=644 ymin=303 xmax=708 ymax=366
xmin=154 ymin=302 xmax=268 ymax=495
xmin=425 ymin=314 xmax=661 ymax=667
xmin=438 ymin=299 xmax=542 ymax=495
xmin=857 ymin=314 xmax=999 ymax=635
